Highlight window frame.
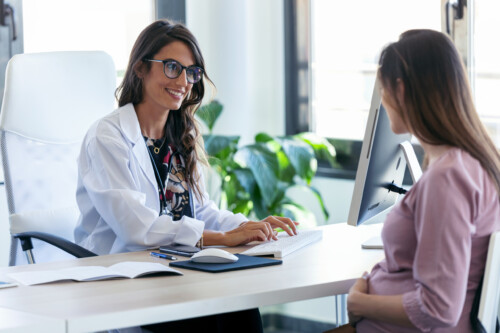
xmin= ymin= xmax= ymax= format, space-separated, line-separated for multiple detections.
xmin=284 ymin=0 xmax=361 ymax=180
xmin=155 ymin=0 xmax=185 ymax=23
xmin=284 ymin=1 xmax=449 ymax=182
xmin=284 ymin=0 xmax=309 ymax=136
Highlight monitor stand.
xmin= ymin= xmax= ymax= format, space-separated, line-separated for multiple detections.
xmin=361 ymin=141 xmax=422 ymax=250
xmin=362 ymin=235 xmax=384 ymax=249
xmin=399 ymin=141 xmax=422 ymax=183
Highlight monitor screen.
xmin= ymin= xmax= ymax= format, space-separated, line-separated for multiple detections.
xmin=347 ymin=83 xmax=413 ymax=227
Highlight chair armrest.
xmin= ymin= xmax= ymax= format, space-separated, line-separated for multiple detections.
xmin=12 ymin=232 xmax=97 ymax=258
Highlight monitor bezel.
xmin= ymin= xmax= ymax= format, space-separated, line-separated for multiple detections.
xmin=347 ymin=82 xmax=413 ymax=227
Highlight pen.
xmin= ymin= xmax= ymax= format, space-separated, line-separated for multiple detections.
xmin=150 ymin=251 xmax=177 ymax=261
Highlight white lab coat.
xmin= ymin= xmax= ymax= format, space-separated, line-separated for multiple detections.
xmin=74 ymin=103 xmax=247 ymax=256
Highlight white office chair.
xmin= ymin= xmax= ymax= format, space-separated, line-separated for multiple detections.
xmin=475 ymin=231 xmax=500 ymax=333
xmin=0 ymin=51 xmax=116 ymax=265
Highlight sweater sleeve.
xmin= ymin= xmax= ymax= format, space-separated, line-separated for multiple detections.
xmin=401 ymin=167 xmax=476 ymax=331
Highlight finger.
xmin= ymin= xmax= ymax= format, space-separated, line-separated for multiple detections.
xmin=246 ymin=221 xmax=273 ymax=240
xmin=267 ymin=216 xmax=297 ymax=236
xmin=268 ymin=227 xmax=278 ymax=241
xmin=272 ymin=229 xmax=278 ymax=240
xmin=231 ymin=229 xmax=267 ymax=246
xmin=277 ymin=216 xmax=298 ymax=235
xmin=354 ymin=277 xmax=366 ymax=287
xmin=261 ymin=221 xmax=274 ymax=240
xmin=245 ymin=221 xmax=278 ymax=240
xmin=352 ymin=278 xmax=368 ymax=293
xmin=240 ymin=221 xmax=265 ymax=232
xmin=244 ymin=229 xmax=268 ymax=244
xmin=278 ymin=216 xmax=298 ymax=235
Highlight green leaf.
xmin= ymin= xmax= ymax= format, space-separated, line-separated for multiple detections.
xmin=203 ymin=135 xmax=240 ymax=158
xmin=278 ymin=137 xmax=317 ymax=184
xmin=232 ymin=200 xmax=253 ymax=215
xmin=276 ymin=150 xmax=295 ymax=183
xmin=251 ymin=189 xmax=269 ymax=220
xmin=222 ymin=173 xmax=239 ymax=206
xmin=234 ymin=144 xmax=281 ymax=205
xmin=232 ymin=168 xmax=257 ymax=196
xmin=281 ymin=202 xmax=317 ymax=228
xmin=207 ymin=156 xmax=225 ymax=175
xmin=294 ymin=132 xmax=337 ymax=168
xmin=272 ymin=181 xmax=290 ymax=208
xmin=255 ymin=132 xmax=273 ymax=143
xmin=289 ymin=184 xmax=330 ymax=220
xmin=196 ymin=100 xmax=223 ymax=132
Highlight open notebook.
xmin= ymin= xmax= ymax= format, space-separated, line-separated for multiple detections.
xmin=8 ymin=261 xmax=182 ymax=286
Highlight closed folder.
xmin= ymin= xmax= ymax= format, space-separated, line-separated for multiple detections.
xmin=169 ymin=254 xmax=282 ymax=273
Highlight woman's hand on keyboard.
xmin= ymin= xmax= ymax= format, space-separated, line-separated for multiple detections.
xmin=222 ymin=221 xmax=278 ymax=246
xmin=220 ymin=216 xmax=298 ymax=246
xmin=258 ymin=216 xmax=299 ymax=237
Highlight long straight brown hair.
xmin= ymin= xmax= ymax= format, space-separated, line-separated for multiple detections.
xmin=116 ymin=19 xmax=212 ymax=200
xmin=378 ymin=29 xmax=500 ymax=195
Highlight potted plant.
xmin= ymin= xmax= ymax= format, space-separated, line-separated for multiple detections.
xmin=197 ymin=100 xmax=337 ymax=227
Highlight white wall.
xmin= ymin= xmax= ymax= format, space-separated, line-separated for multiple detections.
xmin=186 ymin=0 xmax=285 ymax=145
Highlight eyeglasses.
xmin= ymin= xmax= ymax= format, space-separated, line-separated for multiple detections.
xmin=143 ymin=58 xmax=204 ymax=84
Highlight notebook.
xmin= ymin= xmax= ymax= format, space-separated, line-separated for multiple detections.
xmin=169 ymin=254 xmax=282 ymax=273
xmin=8 ymin=262 xmax=182 ymax=286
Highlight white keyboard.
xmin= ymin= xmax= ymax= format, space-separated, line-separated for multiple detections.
xmin=240 ymin=229 xmax=323 ymax=258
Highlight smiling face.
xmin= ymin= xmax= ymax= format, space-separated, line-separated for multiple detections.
xmin=138 ymin=41 xmax=196 ymax=114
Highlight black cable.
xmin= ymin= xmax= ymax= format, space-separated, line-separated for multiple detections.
xmin=387 ymin=183 xmax=408 ymax=195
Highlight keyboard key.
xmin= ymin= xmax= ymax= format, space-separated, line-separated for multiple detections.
xmin=240 ymin=229 xmax=323 ymax=258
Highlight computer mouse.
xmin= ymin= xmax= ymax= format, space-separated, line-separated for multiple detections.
xmin=190 ymin=248 xmax=239 ymax=264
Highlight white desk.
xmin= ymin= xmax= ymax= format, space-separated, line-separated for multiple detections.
xmin=0 ymin=223 xmax=383 ymax=333
xmin=0 ymin=307 xmax=65 ymax=333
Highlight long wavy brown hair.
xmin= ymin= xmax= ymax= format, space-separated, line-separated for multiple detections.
xmin=378 ymin=29 xmax=500 ymax=195
xmin=116 ymin=19 xmax=211 ymax=200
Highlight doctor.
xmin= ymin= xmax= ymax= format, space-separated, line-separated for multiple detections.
xmin=74 ymin=19 xmax=296 ymax=333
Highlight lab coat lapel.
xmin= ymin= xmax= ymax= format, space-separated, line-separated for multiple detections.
xmin=119 ymin=104 xmax=157 ymax=191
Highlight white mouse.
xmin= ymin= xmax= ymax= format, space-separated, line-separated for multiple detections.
xmin=190 ymin=248 xmax=238 ymax=264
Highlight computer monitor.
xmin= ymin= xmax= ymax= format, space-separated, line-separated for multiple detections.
xmin=347 ymin=82 xmax=421 ymax=247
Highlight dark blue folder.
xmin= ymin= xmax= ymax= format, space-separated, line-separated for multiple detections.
xmin=169 ymin=254 xmax=282 ymax=273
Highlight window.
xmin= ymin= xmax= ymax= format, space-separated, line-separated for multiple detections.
xmin=473 ymin=1 xmax=500 ymax=147
xmin=286 ymin=1 xmax=500 ymax=177
xmin=311 ymin=1 xmax=440 ymax=141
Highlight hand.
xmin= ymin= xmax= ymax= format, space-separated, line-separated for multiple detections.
xmin=255 ymin=216 xmax=299 ymax=237
xmin=347 ymin=272 xmax=369 ymax=325
xmin=222 ymin=221 xmax=277 ymax=247
xmin=221 ymin=216 xmax=298 ymax=247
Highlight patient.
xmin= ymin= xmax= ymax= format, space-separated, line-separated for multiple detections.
xmin=74 ymin=19 xmax=297 ymax=333
xmin=338 ymin=29 xmax=500 ymax=332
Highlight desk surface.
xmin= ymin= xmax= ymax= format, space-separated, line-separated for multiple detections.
xmin=0 ymin=307 xmax=65 ymax=333
xmin=0 ymin=223 xmax=383 ymax=333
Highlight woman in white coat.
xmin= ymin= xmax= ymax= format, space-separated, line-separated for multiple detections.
xmin=74 ymin=19 xmax=297 ymax=333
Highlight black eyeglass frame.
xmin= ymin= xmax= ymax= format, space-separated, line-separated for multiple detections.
xmin=143 ymin=58 xmax=204 ymax=84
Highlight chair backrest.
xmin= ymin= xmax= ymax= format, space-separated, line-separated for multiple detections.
xmin=0 ymin=51 xmax=116 ymax=265
xmin=478 ymin=231 xmax=500 ymax=333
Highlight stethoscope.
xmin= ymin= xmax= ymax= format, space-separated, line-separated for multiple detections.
xmin=146 ymin=145 xmax=181 ymax=217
